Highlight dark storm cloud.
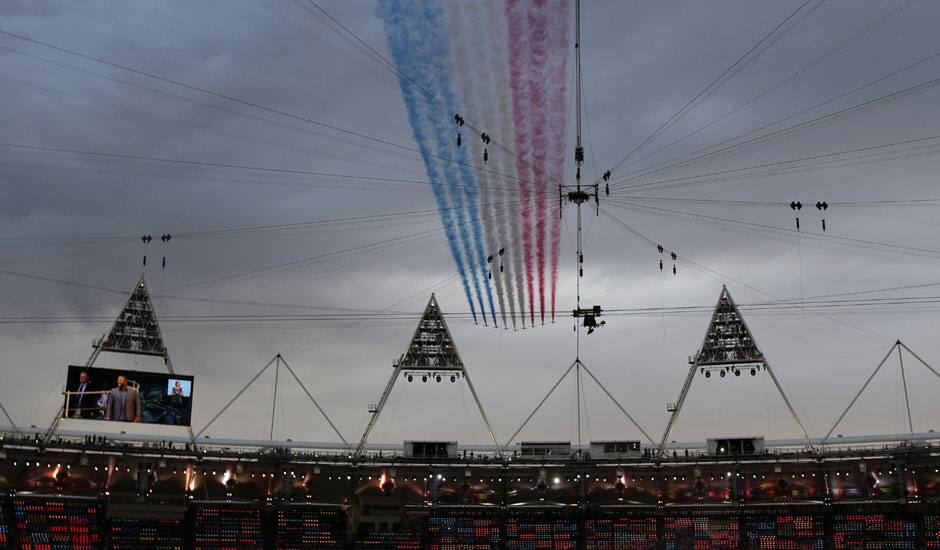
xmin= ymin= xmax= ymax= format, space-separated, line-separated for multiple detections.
xmin=1 ymin=0 xmax=939 ymax=445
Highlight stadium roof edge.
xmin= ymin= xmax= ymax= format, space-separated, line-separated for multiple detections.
xmin=1 ymin=425 xmax=937 ymax=453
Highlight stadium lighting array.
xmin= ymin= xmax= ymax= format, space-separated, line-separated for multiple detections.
xmin=405 ymin=372 xmax=460 ymax=383
xmin=701 ymin=366 xmax=759 ymax=378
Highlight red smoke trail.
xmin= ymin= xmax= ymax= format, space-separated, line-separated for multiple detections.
xmin=506 ymin=0 xmax=536 ymax=326
xmin=547 ymin=0 xmax=570 ymax=322
xmin=527 ymin=6 xmax=550 ymax=325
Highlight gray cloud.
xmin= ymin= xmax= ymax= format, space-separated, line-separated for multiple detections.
xmin=1 ymin=0 xmax=939 ymax=447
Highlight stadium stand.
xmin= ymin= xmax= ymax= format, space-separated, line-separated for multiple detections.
xmin=275 ymin=505 xmax=346 ymax=549
xmin=192 ymin=504 xmax=263 ymax=550
xmin=108 ymin=516 xmax=183 ymax=549
xmin=13 ymin=497 xmax=102 ymax=550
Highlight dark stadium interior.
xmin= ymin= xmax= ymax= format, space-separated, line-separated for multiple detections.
xmin=1 ymin=431 xmax=939 ymax=548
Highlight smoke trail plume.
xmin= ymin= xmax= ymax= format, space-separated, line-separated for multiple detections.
xmin=377 ymin=0 xmax=488 ymax=322
xmin=546 ymin=0 xmax=571 ymax=322
xmin=506 ymin=0 xmax=537 ymax=326
xmin=445 ymin=1 xmax=515 ymax=329
xmin=421 ymin=1 xmax=498 ymax=327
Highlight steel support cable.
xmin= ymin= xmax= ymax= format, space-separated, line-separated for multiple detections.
xmin=0 ymin=29 xmax=440 ymax=164
xmin=0 ymin=272 xmax=940 ymax=320
xmin=614 ymin=52 xmax=940 ymax=190
xmin=0 ymin=141 xmax=530 ymax=202
xmin=673 ymin=255 xmax=892 ymax=342
xmin=0 ymin=143 xmax=430 ymax=188
xmin=506 ymin=361 xmax=579 ymax=447
xmin=46 ymin=199 xmax=536 ymax=330
xmin=279 ymin=356 xmax=349 ymax=445
xmin=172 ymin=200 xmax=523 ymax=240
xmin=578 ymin=362 xmax=656 ymax=446
xmin=840 ymin=208 xmax=940 ymax=229
xmin=610 ymin=201 xmax=940 ymax=261
xmin=282 ymin=271 xmax=460 ymax=355
xmin=605 ymin=199 xmax=940 ymax=262
xmin=608 ymin=51 xmax=940 ymax=189
xmin=0 ymin=73 xmax=435 ymax=180
xmin=10 ymin=302 xmax=940 ymax=325
xmin=0 ymin=199 xmax=518 ymax=244
xmin=196 ymin=355 xmax=278 ymax=438
xmin=608 ymin=202 xmax=940 ymax=271
xmin=614 ymin=196 xmax=940 ymax=209
xmin=598 ymin=207 xmax=891 ymax=341
xmin=613 ymin=134 xmax=940 ymax=193
xmin=616 ymin=143 xmax=940 ymax=195
xmin=0 ymin=156 xmax=429 ymax=196
xmin=613 ymin=80 xmax=940 ymax=193
xmin=601 ymin=0 xmax=824 ymax=180
xmin=0 ymin=206 xmax=513 ymax=311
xmin=2 ymin=196 xmax=917 ymax=321
xmin=163 ymin=197 xmax=535 ymax=295
xmin=0 ymin=43 xmax=433 ymax=170
xmin=0 ymin=51 xmax=525 ymax=194
xmin=155 ymin=189 xmax=553 ymax=318
xmin=11 ymin=294 xmax=940 ymax=324
xmin=822 ymin=343 xmax=899 ymax=444
xmin=609 ymin=0 xmax=919 ymax=178
xmin=0 ymin=29 xmax=531 ymax=189
xmin=251 ymin=0 xmax=400 ymax=90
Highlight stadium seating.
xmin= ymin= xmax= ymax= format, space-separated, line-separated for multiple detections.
xmin=743 ymin=514 xmax=824 ymax=549
xmin=109 ymin=516 xmax=183 ymax=550
xmin=504 ymin=513 xmax=579 ymax=550
xmin=584 ymin=514 xmax=657 ymax=549
xmin=13 ymin=498 xmax=102 ymax=550
xmin=426 ymin=513 xmax=501 ymax=549
xmin=192 ymin=505 xmax=263 ymax=550
xmin=926 ymin=514 xmax=940 ymax=548
xmin=354 ymin=527 xmax=421 ymax=549
xmin=832 ymin=513 xmax=918 ymax=549
xmin=0 ymin=498 xmax=940 ymax=547
xmin=275 ymin=506 xmax=346 ymax=549
xmin=663 ymin=515 xmax=739 ymax=549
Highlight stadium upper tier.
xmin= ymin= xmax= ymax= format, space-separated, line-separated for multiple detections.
xmin=1 ymin=428 xmax=938 ymax=508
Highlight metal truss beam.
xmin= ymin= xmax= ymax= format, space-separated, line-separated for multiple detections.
xmin=825 ymin=340 xmax=940 ymax=445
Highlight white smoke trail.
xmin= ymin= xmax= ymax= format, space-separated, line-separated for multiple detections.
xmin=445 ymin=1 xmax=510 ymax=329
xmin=545 ymin=0 xmax=571 ymax=322
xmin=480 ymin=0 xmax=527 ymax=330
xmin=505 ymin=0 xmax=537 ymax=328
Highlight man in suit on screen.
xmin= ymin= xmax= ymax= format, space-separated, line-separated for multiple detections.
xmin=68 ymin=370 xmax=97 ymax=419
xmin=105 ymin=375 xmax=141 ymax=423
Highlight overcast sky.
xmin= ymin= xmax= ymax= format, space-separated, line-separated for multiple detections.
xmin=2 ymin=0 xmax=940 ymax=448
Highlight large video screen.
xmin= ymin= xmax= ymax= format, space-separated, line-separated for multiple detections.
xmin=65 ymin=366 xmax=194 ymax=426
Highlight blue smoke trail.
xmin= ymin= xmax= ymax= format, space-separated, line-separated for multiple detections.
xmin=422 ymin=0 xmax=499 ymax=328
xmin=377 ymin=0 xmax=496 ymax=325
xmin=376 ymin=0 xmax=482 ymax=322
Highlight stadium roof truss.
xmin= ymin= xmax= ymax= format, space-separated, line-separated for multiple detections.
xmin=657 ymin=285 xmax=816 ymax=460
xmin=823 ymin=339 xmax=940 ymax=445
xmin=355 ymin=294 xmax=499 ymax=455
xmin=196 ymin=353 xmax=348 ymax=446
xmin=97 ymin=275 xmax=173 ymax=368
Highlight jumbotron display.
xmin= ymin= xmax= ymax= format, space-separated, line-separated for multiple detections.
xmin=64 ymin=365 xmax=194 ymax=426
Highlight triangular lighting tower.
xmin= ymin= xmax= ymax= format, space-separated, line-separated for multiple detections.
xmin=93 ymin=274 xmax=174 ymax=372
xmin=657 ymin=286 xmax=815 ymax=460
xmin=695 ymin=285 xmax=764 ymax=368
xmin=356 ymin=294 xmax=498 ymax=455
xmin=397 ymin=293 xmax=463 ymax=371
